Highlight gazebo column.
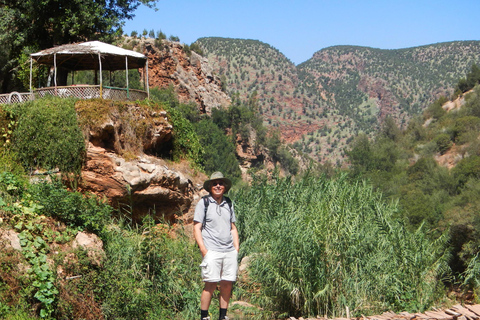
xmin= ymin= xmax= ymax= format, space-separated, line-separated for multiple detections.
xmin=54 ymin=53 xmax=57 ymax=89
xmin=29 ymin=57 xmax=33 ymax=93
xmin=98 ymin=53 xmax=103 ymax=98
xmin=125 ymin=56 xmax=129 ymax=99
xmin=146 ymin=59 xmax=149 ymax=98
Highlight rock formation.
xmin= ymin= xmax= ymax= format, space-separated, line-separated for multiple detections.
xmin=133 ymin=38 xmax=231 ymax=114
xmin=76 ymin=100 xmax=206 ymax=223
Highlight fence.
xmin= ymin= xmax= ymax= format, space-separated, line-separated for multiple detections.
xmin=0 ymin=85 xmax=148 ymax=105
xmin=0 ymin=92 xmax=35 ymax=104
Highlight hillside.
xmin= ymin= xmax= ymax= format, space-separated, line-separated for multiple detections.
xmin=196 ymin=38 xmax=480 ymax=163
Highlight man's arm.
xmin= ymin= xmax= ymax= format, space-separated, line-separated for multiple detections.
xmin=193 ymin=221 xmax=208 ymax=257
xmin=231 ymin=222 xmax=240 ymax=252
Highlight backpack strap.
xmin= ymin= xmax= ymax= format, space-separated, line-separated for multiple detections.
xmin=202 ymin=195 xmax=233 ymax=230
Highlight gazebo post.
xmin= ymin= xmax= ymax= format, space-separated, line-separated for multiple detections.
xmin=125 ymin=56 xmax=129 ymax=99
xmin=54 ymin=53 xmax=57 ymax=90
xmin=29 ymin=57 xmax=33 ymax=93
xmin=98 ymin=53 xmax=103 ymax=98
xmin=146 ymin=59 xmax=149 ymax=99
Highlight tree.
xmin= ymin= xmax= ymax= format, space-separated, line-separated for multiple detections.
xmin=0 ymin=0 xmax=158 ymax=91
xmin=194 ymin=119 xmax=241 ymax=183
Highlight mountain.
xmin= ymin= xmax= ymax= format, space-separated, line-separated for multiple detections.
xmin=195 ymin=38 xmax=480 ymax=163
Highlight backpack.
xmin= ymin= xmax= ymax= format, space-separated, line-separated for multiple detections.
xmin=202 ymin=195 xmax=233 ymax=230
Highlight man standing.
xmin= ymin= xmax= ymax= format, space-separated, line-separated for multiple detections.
xmin=193 ymin=172 xmax=240 ymax=320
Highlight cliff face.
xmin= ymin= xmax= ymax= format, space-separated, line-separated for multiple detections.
xmin=134 ymin=38 xmax=231 ymax=114
xmin=75 ymin=100 xmax=207 ymax=223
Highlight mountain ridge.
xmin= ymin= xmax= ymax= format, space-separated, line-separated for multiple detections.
xmin=195 ymin=37 xmax=480 ymax=163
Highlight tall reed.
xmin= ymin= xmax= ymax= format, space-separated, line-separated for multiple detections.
xmin=232 ymin=173 xmax=450 ymax=318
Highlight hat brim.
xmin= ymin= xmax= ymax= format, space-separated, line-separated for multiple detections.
xmin=203 ymin=177 xmax=232 ymax=193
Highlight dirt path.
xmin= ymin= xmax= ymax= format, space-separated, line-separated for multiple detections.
xmin=287 ymin=304 xmax=480 ymax=320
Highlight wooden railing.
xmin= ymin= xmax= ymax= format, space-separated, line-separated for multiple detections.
xmin=0 ymin=85 xmax=148 ymax=105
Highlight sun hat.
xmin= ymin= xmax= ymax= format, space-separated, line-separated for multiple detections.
xmin=203 ymin=171 xmax=232 ymax=193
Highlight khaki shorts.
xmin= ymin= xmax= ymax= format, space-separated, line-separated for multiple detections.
xmin=200 ymin=250 xmax=238 ymax=282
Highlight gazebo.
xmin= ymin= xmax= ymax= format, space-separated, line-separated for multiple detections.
xmin=29 ymin=40 xmax=149 ymax=101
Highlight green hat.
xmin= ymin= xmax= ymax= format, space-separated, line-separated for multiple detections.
xmin=203 ymin=171 xmax=232 ymax=193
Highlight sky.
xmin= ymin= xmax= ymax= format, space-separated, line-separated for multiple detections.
xmin=123 ymin=0 xmax=480 ymax=65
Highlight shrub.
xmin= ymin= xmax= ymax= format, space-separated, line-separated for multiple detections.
xmin=434 ymin=133 xmax=453 ymax=154
xmin=452 ymin=155 xmax=480 ymax=190
xmin=149 ymin=87 xmax=204 ymax=167
xmin=12 ymin=97 xmax=85 ymax=173
xmin=99 ymin=220 xmax=201 ymax=319
xmin=28 ymin=178 xmax=112 ymax=233
xmin=194 ymin=118 xmax=241 ymax=182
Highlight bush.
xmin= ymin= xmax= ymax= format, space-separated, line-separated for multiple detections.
xmin=12 ymin=97 xmax=85 ymax=173
xmin=433 ymin=133 xmax=453 ymax=154
xmin=452 ymin=155 xmax=480 ymax=190
xmin=194 ymin=118 xmax=241 ymax=183
xmin=28 ymin=178 xmax=112 ymax=233
xmin=99 ymin=221 xmax=201 ymax=319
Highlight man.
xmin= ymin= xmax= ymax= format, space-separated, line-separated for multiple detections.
xmin=193 ymin=172 xmax=240 ymax=320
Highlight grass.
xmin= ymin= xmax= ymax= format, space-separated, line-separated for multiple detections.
xmin=232 ymin=173 xmax=451 ymax=318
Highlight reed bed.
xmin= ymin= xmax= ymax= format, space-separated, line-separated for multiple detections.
xmin=232 ymin=174 xmax=450 ymax=318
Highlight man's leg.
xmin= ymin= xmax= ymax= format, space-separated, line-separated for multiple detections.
xmin=201 ymin=281 xmax=217 ymax=312
xmin=218 ymin=280 xmax=233 ymax=319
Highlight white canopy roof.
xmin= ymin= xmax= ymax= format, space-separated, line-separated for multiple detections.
xmin=31 ymin=41 xmax=147 ymax=70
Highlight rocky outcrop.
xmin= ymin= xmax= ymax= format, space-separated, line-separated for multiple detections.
xmin=76 ymin=100 xmax=205 ymax=223
xmin=81 ymin=143 xmax=195 ymax=222
xmin=137 ymin=39 xmax=231 ymax=114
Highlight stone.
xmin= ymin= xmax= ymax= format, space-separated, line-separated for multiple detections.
xmin=73 ymin=232 xmax=105 ymax=266
xmin=0 ymin=229 xmax=22 ymax=250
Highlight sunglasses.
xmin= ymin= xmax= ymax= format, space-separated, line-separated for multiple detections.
xmin=212 ymin=180 xmax=224 ymax=187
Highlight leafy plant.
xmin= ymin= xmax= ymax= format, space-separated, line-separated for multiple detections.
xmin=12 ymin=97 xmax=85 ymax=173
xmin=28 ymin=178 xmax=112 ymax=234
xmin=19 ymin=231 xmax=58 ymax=318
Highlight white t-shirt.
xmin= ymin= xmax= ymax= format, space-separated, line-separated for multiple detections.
xmin=194 ymin=195 xmax=236 ymax=252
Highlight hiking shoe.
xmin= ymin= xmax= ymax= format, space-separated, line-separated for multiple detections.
xmin=201 ymin=317 xmax=210 ymax=320
xmin=219 ymin=317 xmax=229 ymax=320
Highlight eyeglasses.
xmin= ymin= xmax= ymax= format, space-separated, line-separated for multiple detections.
xmin=212 ymin=180 xmax=224 ymax=187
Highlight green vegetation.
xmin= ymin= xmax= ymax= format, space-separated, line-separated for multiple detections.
xmin=0 ymin=169 xmax=202 ymax=319
xmin=198 ymin=37 xmax=480 ymax=163
xmin=455 ymin=64 xmax=480 ymax=95
xmin=0 ymin=0 xmax=158 ymax=92
xmin=346 ymin=84 xmax=480 ymax=287
xmin=233 ymin=174 xmax=450 ymax=318
xmin=12 ymin=97 xmax=85 ymax=174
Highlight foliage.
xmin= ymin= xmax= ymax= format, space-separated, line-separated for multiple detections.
xmin=65 ymin=69 xmax=144 ymax=90
xmin=232 ymin=174 xmax=450 ymax=318
xmin=98 ymin=219 xmax=202 ymax=319
xmin=423 ymin=97 xmax=448 ymax=121
xmin=455 ymin=64 xmax=480 ymax=94
xmin=148 ymin=87 xmax=204 ymax=166
xmin=18 ymin=231 xmax=58 ymax=318
xmin=12 ymin=97 xmax=85 ymax=174
xmin=0 ymin=169 xmax=203 ymax=319
xmin=195 ymin=118 xmax=241 ymax=183
xmin=345 ymin=84 xmax=480 ymax=289
xmin=28 ymin=178 xmax=112 ymax=234
xmin=0 ymin=104 xmax=18 ymax=148
xmin=266 ymin=129 xmax=299 ymax=175
xmin=0 ymin=0 xmax=157 ymax=91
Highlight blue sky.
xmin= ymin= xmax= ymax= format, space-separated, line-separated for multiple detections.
xmin=123 ymin=0 xmax=480 ymax=65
